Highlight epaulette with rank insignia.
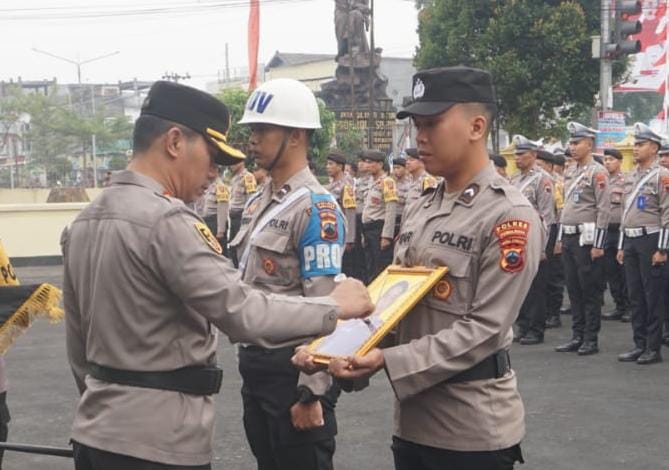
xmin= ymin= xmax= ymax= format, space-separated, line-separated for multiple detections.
xmin=342 ymin=184 xmax=356 ymax=209
xmin=216 ymin=182 xmax=230 ymax=203
xmin=382 ymin=177 xmax=399 ymax=203
xmin=422 ymin=175 xmax=438 ymax=192
xmin=243 ymin=173 xmax=257 ymax=194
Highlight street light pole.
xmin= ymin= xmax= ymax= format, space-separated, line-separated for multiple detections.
xmin=31 ymin=48 xmax=119 ymax=187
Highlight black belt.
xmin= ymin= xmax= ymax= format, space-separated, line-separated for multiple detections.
xmin=446 ymin=350 xmax=511 ymax=384
xmin=230 ymin=209 xmax=244 ymax=217
xmin=89 ymin=363 xmax=223 ymax=396
xmin=362 ymin=220 xmax=384 ymax=230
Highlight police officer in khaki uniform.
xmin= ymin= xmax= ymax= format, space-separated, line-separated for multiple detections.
xmin=491 ymin=153 xmax=509 ymax=180
xmin=616 ymin=123 xmax=669 ymax=365
xmin=62 ymin=81 xmax=373 ymax=470
xmin=361 ymin=150 xmax=398 ymax=280
xmin=511 ymin=136 xmax=556 ymax=345
xmin=404 ymin=148 xmax=438 ymax=207
xmin=231 ymin=79 xmax=348 ymax=470
xmin=198 ymin=171 xmax=231 ymax=255
xmin=353 ymin=155 xmax=372 ymax=282
xmin=555 ymin=122 xmax=610 ymax=356
xmin=601 ymin=148 xmax=630 ymax=322
xmin=546 ymin=149 xmax=567 ymax=327
xmin=326 ymin=66 xmax=542 ymax=470
xmin=660 ymin=143 xmax=669 ymax=346
xmin=392 ymin=157 xmax=411 ymax=232
xmin=229 ymin=161 xmax=258 ymax=266
xmin=326 ymin=151 xmax=358 ymax=279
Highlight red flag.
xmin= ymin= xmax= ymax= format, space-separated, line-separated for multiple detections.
xmin=248 ymin=0 xmax=260 ymax=91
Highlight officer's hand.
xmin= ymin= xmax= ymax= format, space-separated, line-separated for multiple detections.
xmin=380 ymin=238 xmax=392 ymax=250
xmin=290 ymin=401 xmax=324 ymax=431
xmin=330 ymin=279 xmax=374 ymax=320
xmin=328 ymin=348 xmax=384 ymax=380
xmin=554 ymin=241 xmax=562 ymax=255
xmin=291 ymin=346 xmax=327 ymax=375
xmin=590 ymin=247 xmax=604 ymax=260
xmin=652 ymin=251 xmax=667 ymax=266
xmin=616 ymin=250 xmax=624 ymax=265
xmin=345 ymin=242 xmax=355 ymax=252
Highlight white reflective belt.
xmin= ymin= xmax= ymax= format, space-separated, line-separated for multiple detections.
xmin=562 ymin=225 xmax=580 ymax=235
xmin=624 ymin=227 xmax=660 ymax=238
xmin=238 ymin=187 xmax=310 ymax=276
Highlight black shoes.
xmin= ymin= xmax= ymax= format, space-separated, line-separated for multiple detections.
xmin=555 ymin=338 xmax=583 ymax=352
xmin=577 ymin=341 xmax=599 ymax=356
xmin=519 ymin=333 xmax=544 ymax=345
xmin=545 ymin=316 xmax=562 ymax=328
xmin=637 ymin=350 xmax=662 ymax=365
xmin=602 ymin=310 xmax=623 ymax=321
xmin=620 ymin=311 xmax=632 ymax=323
xmin=560 ymin=307 xmax=571 ymax=316
xmin=618 ymin=348 xmax=644 ymax=362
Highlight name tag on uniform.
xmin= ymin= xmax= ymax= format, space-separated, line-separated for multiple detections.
xmin=637 ymin=194 xmax=646 ymax=210
xmin=573 ymin=191 xmax=580 ymax=203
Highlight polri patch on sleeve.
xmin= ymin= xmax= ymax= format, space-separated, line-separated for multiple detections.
xmin=662 ymin=175 xmax=669 ymax=193
xmin=299 ymin=193 xmax=345 ymax=279
xmin=494 ymin=220 xmax=529 ymax=273
xmin=595 ymin=172 xmax=607 ymax=189
xmin=195 ymin=222 xmax=223 ymax=255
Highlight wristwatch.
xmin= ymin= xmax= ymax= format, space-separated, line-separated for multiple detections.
xmin=296 ymin=385 xmax=319 ymax=404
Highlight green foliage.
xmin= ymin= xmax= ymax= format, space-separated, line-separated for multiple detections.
xmin=415 ymin=0 xmax=616 ymax=139
xmin=216 ymin=87 xmax=250 ymax=151
xmin=334 ymin=126 xmax=365 ymax=159
xmin=310 ymin=100 xmax=336 ymax=173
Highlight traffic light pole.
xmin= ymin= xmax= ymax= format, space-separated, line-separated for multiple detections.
xmin=600 ymin=0 xmax=613 ymax=111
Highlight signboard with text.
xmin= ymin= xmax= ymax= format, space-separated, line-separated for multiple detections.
xmin=597 ymin=111 xmax=627 ymax=149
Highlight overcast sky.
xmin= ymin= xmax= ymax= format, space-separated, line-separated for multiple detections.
xmin=0 ymin=0 xmax=419 ymax=90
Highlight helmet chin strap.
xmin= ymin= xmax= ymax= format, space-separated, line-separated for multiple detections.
xmin=266 ymin=128 xmax=292 ymax=174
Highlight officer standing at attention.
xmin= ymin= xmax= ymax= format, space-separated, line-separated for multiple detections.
xmin=325 ymin=66 xmax=542 ymax=470
xmin=198 ymin=170 xmax=231 ymax=254
xmin=545 ymin=149 xmax=567 ymax=327
xmin=660 ymin=143 xmax=669 ymax=346
xmin=511 ymin=136 xmax=556 ymax=345
xmin=361 ymin=149 xmax=398 ymax=280
xmin=326 ymin=150 xmax=357 ymax=277
xmin=63 ymin=81 xmax=373 ymax=470
xmin=601 ymin=148 xmax=630 ymax=322
xmin=616 ymin=123 xmax=669 ymax=365
xmin=491 ymin=153 xmax=509 ymax=180
xmin=404 ymin=148 xmax=438 ymax=207
xmin=231 ymin=78 xmax=348 ymax=470
xmin=392 ymin=156 xmax=411 ymax=232
xmin=229 ymin=161 xmax=258 ymax=267
xmin=353 ymin=154 xmax=372 ymax=282
xmin=554 ymin=122 xmax=610 ymax=356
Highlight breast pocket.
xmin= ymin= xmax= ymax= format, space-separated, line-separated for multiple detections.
xmin=611 ymin=188 xmax=623 ymax=205
xmin=248 ymin=231 xmax=298 ymax=287
xmin=422 ymin=247 xmax=475 ymax=319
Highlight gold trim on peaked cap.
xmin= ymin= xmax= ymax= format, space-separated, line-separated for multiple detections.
xmin=206 ymin=128 xmax=246 ymax=165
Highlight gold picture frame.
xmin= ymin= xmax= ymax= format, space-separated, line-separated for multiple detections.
xmin=308 ymin=265 xmax=449 ymax=365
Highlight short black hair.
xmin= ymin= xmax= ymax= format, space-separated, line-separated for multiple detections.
xmin=462 ymin=102 xmax=497 ymax=136
xmin=132 ymin=114 xmax=198 ymax=154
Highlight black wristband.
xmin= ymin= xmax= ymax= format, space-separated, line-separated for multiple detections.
xmin=296 ymin=385 xmax=319 ymax=404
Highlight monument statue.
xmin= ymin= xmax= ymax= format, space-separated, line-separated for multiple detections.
xmin=335 ymin=0 xmax=371 ymax=62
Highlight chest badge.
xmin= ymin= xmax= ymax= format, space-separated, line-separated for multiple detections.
xmin=262 ymin=257 xmax=277 ymax=275
xmin=432 ymin=279 xmax=452 ymax=301
xmin=459 ymin=183 xmax=480 ymax=204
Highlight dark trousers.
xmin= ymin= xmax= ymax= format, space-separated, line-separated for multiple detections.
xmin=73 ymin=442 xmax=210 ymax=470
xmin=342 ymin=213 xmax=367 ymax=282
xmin=391 ymin=436 xmax=524 ymax=470
xmin=545 ymin=225 xmax=565 ymax=319
xmin=229 ymin=210 xmax=243 ymax=268
xmin=623 ymin=233 xmax=668 ymax=352
xmin=362 ymin=220 xmax=394 ymax=282
xmin=238 ymin=346 xmax=338 ymax=470
xmin=562 ymin=234 xmax=604 ymax=342
xmin=604 ymin=226 xmax=628 ymax=312
xmin=0 ymin=392 xmax=9 ymax=469
xmin=516 ymin=259 xmax=548 ymax=337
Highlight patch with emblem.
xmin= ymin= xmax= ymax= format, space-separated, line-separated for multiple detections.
xmin=342 ymin=185 xmax=357 ymax=209
xmin=195 ymin=222 xmax=223 ymax=255
xmin=459 ymin=183 xmax=480 ymax=204
xmin=262 ymin=257 xmax=277 ymax=275
xmin=216 ymin=183 xmax=230 ymax=203
xmin=383 ymin=178 xmax=399 ymax=202
xmin=299 ymin=193 xmax=345 ymax=278
xmin=320 ymin=210 xmax=339 ymax=241
xmin=494 ymin=220 xmax=530 ymax=273
xmin=432 ymin=279 xmax=452 ymax=301
xmin=423 ymin=175 xmax=438 ymax=192
xmin=244 ymin=173 xmax=258 ymax=193
xmin=543 ymin=178 xmax=553 ymax=193
xmin=662 ymin=175 xmax=669 ymax=193
xmin=413 ymin=78 xmax=425 ymax=99
xmin=246 ymin=198 xmax=261 ymax=216
xmin=595 ymin=172 xmax=607 ymax=189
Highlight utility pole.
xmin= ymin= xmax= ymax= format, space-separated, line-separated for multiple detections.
xmin=225 ymin=43 xmax=231 ymax=82
xmin=599 ymin=0 xmax=613 ymax=111
xmin=367 ymin=0 xmax=375 ymax=149
xmin=162 ymin=72 xmax=191 ymax=83
xmin=348 ymin=2 xmax=356 ymax=127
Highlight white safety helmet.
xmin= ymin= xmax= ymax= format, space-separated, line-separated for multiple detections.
xmin=239 ymin=78 xmax=322 ymax=129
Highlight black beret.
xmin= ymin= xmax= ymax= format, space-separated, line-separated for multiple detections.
xmin=593 ymin=154 xmax=604 ymax=165
xmin=405 ymin=148 xmax=419 ymax=159
xmin=359 ymin=149 xmax=386 ymax=162
xmin=141 ymin=81 xmax=245 ymax=166
xmin=490 ymin=154 xmax=507 ymax=168
xmin=537 ymin=150 xmax=555 ymax=164
xmin=604 ymin=148 xmax=623 ymax=160
xmin=552 ymin=154 xmax=566 ymax=166
xmin=392 ymin=158 xmax=407 ymax=167
xmin=327 ymin=151 xmax=347 ymax=165
xmin=398 ymin=66 xmax=496 ymax=119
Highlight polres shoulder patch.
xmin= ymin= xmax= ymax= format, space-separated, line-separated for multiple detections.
xmin=195 ymin=222 xmax=223 ymax=255
xmin=494 ymin=219 xmax=529 ymax=273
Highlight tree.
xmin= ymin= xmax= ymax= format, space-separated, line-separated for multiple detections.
xmin=310 ymin=100 xmax=336 ymax=173
xmin=415 ymin=0 xmax=615 ymax=139
xmin=216 ymin=87 xmax=250 ymax=152
xmin=334 ymin=126 xmax=365 ymax=159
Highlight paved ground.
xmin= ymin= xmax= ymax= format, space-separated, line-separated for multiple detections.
xmin=3 ymin=265 xmax=668 ymax=470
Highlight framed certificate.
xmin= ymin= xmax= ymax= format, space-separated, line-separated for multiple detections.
xmin=307 ymin=265 xmax=448 ymax=364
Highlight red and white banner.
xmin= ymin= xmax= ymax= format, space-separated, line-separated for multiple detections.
xmin=248 ymin=0 xmax=260 ymax=92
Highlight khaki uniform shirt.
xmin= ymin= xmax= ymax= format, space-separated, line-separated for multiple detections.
xmin=230 ymin=167 xmax=347 ymax=394
xmin=327 ymin=175 xmax=357 ymax=244
xmin=608 ymin=171 xmax=626 ymax=226
xmin=199 ymin=177 xmax=231 ymax=238
xmin=230 ymin=170 xmax=257 ymax=212
xmin=406 ymin=171 xmax=439 ymax=207
xmin=362 ymin=174 xmax=398 ymax=239
xmin=354 ymin=175 xmax=372 ymax=215
xmin=553 ymin=173 xmax=565 ymax=221
xmin=560 ymin=158 xmax=610 ymax=230
xmin=394 ymin=175 xmax=412 ymax=219
xmin=62 ymin=170 xmax=340 ymax=466
xmin=386 ymin=164 xmax=542 ymax=451
xmin=510 ymin=165 xmax=556 ymax=227
xmin=620 ymin=162 xmax=669 ymax=231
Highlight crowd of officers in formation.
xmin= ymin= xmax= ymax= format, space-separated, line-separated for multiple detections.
xmin=197 ymin=119 xmax=669 ymax=366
